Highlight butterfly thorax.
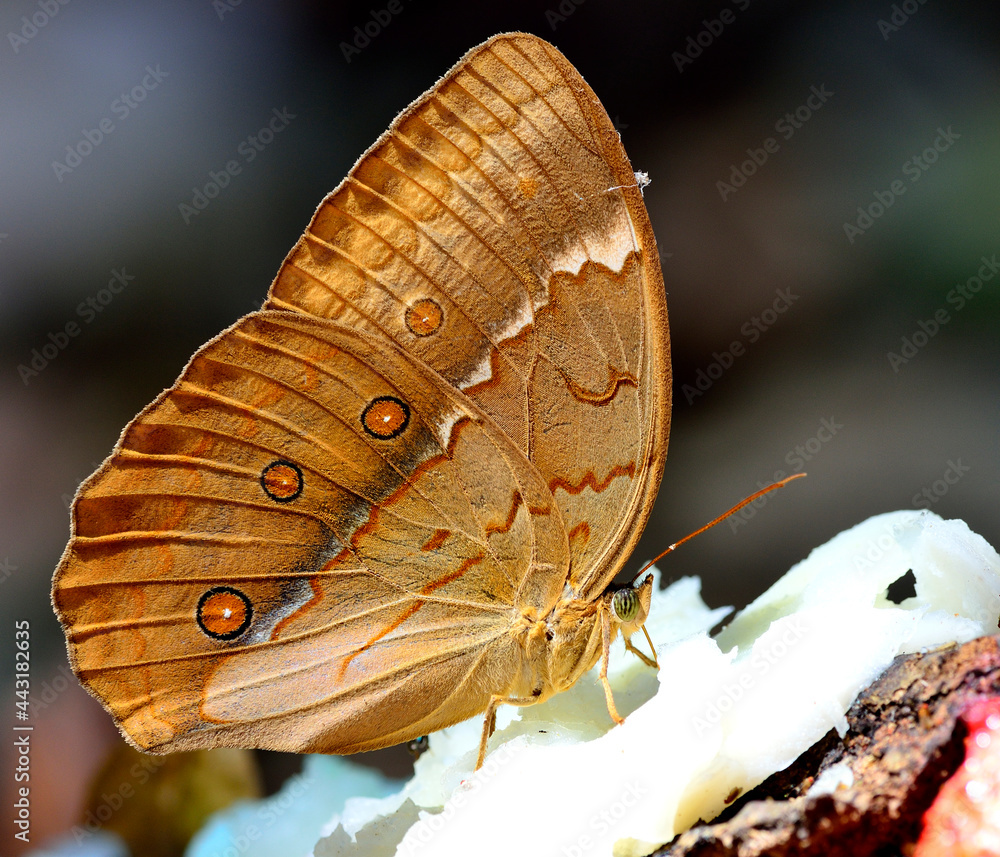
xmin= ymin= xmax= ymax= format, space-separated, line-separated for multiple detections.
xmin=508 ymin=575 xmax=653 ymax=702
xmin=545 ymin=597 xmax=607 ymax=695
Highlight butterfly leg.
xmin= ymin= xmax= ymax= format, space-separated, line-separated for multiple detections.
xmin=623 ymin=625 xmax=659 ymax=669
xmin=598 ymin=602 xmax=625 ymax=726
xmin=477 ymin=693 xmax=542 ymax=770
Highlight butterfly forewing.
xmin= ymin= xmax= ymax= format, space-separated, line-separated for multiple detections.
xmin=54 ymin=312 xmax=569 ymax=752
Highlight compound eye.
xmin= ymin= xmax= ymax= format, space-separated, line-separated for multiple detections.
xmin=611 ymin=587 xmax=640 ymax=623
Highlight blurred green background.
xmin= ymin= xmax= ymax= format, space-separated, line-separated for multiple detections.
xmin=3 ymin=0 xmax=999 ymax=850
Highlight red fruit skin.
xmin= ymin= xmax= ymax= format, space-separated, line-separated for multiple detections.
xmin=914 ymin=696 xmax=1000 ymax=857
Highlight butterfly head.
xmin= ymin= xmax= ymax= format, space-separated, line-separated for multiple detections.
xmin=609 ymin=574 xmax=653 ymax=636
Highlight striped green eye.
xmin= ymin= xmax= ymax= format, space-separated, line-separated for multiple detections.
xmin=611 ymin=588 xmax=640 ymax=623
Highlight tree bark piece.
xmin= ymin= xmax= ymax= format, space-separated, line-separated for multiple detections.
xmin=658 ymin=634 xmax=1000 ymax=857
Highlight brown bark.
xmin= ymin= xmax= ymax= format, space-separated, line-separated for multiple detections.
xmin=657 ymin=634 xmax=1000 ymax=857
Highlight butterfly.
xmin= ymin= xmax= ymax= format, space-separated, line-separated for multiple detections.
xmin=52 ymin=31 xmax=670 ymax=770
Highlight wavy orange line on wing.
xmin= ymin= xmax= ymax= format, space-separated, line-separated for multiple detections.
xmin=548 ymin=461 xmax=636 ymax=497
xmin=421 ymin=528 xmax=451 ymax=551
xmin=336 ymin=553 xmax=484 ymax=681
xmin=463 ymin=322 xmax=535 ymax=396
xmin=378 ymin=415 xmax=475 ymax=511
xmin=485 ymin=490 xmax=523 ymax=537
xmin=567 ymin=521 xmax=591 ymax=546
xmin=270 ymin=577 xmax=325 ymax=640
xmin=562 ymin=367 xmax=638 ymax=405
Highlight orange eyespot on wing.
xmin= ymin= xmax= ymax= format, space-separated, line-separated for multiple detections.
xmin=405 ymin=299 xmax=444 ymax=337
xmin=197 ymin=587 xmax=253 ymax=641
xmin=260 ymin=461 xmax=303 ymax=502
xmin=361 ymin=396 xmax=411 ymax=439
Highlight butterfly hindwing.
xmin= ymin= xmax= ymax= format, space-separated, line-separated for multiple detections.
xmin=267 ymin=32 xmax=670 ymax=601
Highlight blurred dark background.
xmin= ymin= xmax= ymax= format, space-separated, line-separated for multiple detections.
xmin=3 ymin=0 xmax=999 ymax=850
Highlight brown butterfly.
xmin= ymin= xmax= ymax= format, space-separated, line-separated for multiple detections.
xmin=52 ymin=31 xmax=670 ymax=770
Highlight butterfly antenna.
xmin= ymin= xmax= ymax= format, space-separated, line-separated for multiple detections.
xmin=630 ymin=472 xmax=806 ymax=584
